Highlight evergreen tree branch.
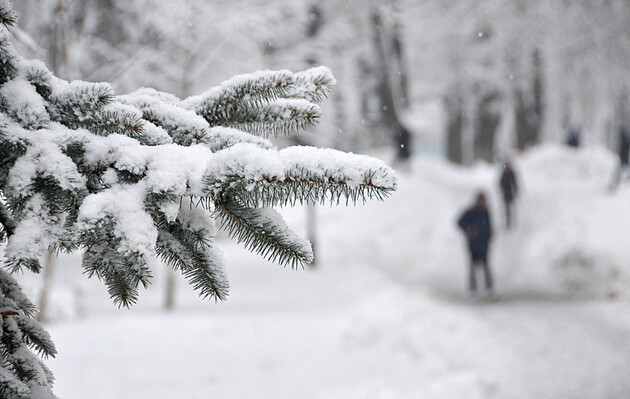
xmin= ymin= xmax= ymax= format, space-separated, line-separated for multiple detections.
xmin=204 ymin=127 xmax=273 ymax=153
xmin=14 ymin=317 xmax=57 ymax=358
xmin=119 ymin=91 xmax=208 ymax=146
xmin=142 ymin=109 xmax=207 ymax=146
xmin=0 ymin=201 xmax=15 ymax=237
xmin=155 ymin=229 xmax=229 ymax=302
xmin=23 ymin=61 xmax=53 ymax=100
xmin=47 ymin=80 xmax=143 ymax=138
xmin=57 ymin=108 xmax=144 ymax=138
xmin=203 ymin=146 xmax=396 ymax=208
xmin=3 ymin=316 xmax=54 ymax=391
xmin=0 ymin=268 xmax=56 ymax=399
xmin=218 ymin=99 xmax=321 ymax=137
xmin=82 ymin=241 xmax=140 ymax=308
xmin=0 ymin=2 xmax=16 ymax=28
xmin=0 ymin=371 xmax=30 ymax=399
xmin=79 ymin=217 xmax=153 ymax=308
xmin=146 ymin=195 xmax=229 ymax=302
xmin=8 ymin=174 xmax=85 ymax=218
xmin=185 ymin=70 xmax=294 ymax=125
xmin=213 ymin=198 xmax=313 ymax=269
xmin=289 ymin=66 xmax=336 ymax=103
xmin=230 ymin=169 xmax=396 ymax=208
xmin=0 ymin=1 xmax=398 ymax=396
xmin=49 ymin=81 xmax=114 ymax=118
xmin=0 ymin=136 xmax=28 ymax=189
xmin=0 ymin=270 xmax=36 ymax=317
xmin=0 ymin=31 xmax=18 ymax=85
xmin=3 ymin=258 xmax=41 ymax=275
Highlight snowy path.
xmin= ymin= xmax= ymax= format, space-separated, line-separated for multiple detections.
xmin=46 ymin=247 xmax=630 ymax=399
xmin=42 ymin=146 xmax=630 ymax=398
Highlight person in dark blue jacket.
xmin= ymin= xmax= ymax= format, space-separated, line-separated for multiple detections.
xmin=458 ymin=192 xmax=493 ymax=294
xmin=566 ymin=125 xmax=581 ymax=148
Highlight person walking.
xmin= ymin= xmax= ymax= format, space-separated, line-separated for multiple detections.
xmin=393 ymin=121 xmax=412 ymax=169
xmin=566 ymin=125 xmax=581 ymax=148
xmin=458 ymin=192 xmax=493 ymax=295
xmin=609 ymin=126 xmax=630 ymax=190
xmin=499 ymin=159 xmax=519 ymax=228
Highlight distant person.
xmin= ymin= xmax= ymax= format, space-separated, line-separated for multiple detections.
xmin=499 ymin=159 xmax=519 ymax=229
xmin=566 ymin=125 xmax=581 ymax=148
xmin=609 ymin=126 xmax=630 ymax=190
xmin=394 ymin=122 xmax=411 ymax=168
xmin=457 ymin=192 xmax=493 ymax=295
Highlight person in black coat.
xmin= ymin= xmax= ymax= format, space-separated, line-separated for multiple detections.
xmin=610 ymin=126 xmax=630 ymax=190
xmin=458 ymin=192 xmax=493 ymax=294
xmin=566 ymin=125 xmax=581 ymax=148
xmin=499 ymin=159 xmax=518 ymax=228
xmin=393 ymin=121 xmax=412 ymax=169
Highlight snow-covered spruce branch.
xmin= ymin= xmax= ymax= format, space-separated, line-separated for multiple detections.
xmin=184 ymin=70 xmax=295 ymax=122
xmin=148 ymin=195 xmax=229 ymax=302
xmin=204 ymin=127 xmax=274 ymax=153
xmin=48 ymin=81 xmax=115 ymax=120
xmin=0 ymin=268 xmax=56 ymax=399
xmin=142 ymin=108 xmax=206 ymax=146
xmin=0 ymin=2 xmax=398 ymax=394
xmin=80 ymin=224 xmax=153 ymax=308
xmin=23 ymin=61 xmax=52 ymax=99
xmin=119 ymin=88 xmax=203 ymax=146
xmin=217 ymin=99 xmax=321 ymax=137
xmin=185 ymin=67 xmax=334 ymax=135
xmin=288 ymin=66 xmax=336 ymax=103
xmin=119 ymin=89 xmax=280 ymax=149
xmin=156 ymin=229 xmax=229 ymax=302
xmin=204 ymin=146 xmax=397 ymax=208
xmin=0 ymin=0 xmax=396 ymax=311
xmin=0 ymin=31 xmax=18 ymax=85
xmin=0 ymin=2 xmax=16 ymax=28
xmin=234 ymin=170 xmax=394 ymax=208
xmin=58 ymin=107 xmax=144 ymax=138
xmin=213 ymin=198 xmax=313 ymax=269
xmin=0 ymin=201 xmax=15 ymax=240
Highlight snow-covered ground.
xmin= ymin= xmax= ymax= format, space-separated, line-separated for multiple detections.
xmin=20 ymin=144 xmax=630 ymax=398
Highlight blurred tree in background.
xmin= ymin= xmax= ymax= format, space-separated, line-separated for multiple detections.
xmin=13 ymin=0 xmax=630 ymax=165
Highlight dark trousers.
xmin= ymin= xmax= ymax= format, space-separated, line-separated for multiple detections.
xmin=503 ymin=198 xmax=514 ymax=228
xmin=469 ymin=253 xmax=493 ymax=291
xmin=610 ymin=162 xmax=629 ymax=190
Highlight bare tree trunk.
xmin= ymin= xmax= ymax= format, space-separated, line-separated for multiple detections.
xmin=445 ymin=89 xmax=464 ymax=164
xmin=301 ymin=2 xmax=325 ymax=267
xmin=371 ymin=4 xmax=411 ymax=160
xmin=38 ymin=0 xmax=71 ymax=323
xmin=474 ymin=91 xmax=502 ymax=162
xmin=306 ymin=202 xmax=317 ymax=267
xmin=36 ymin=249 xmax=55 ymax=323
xmin=164 ymin=269 xmax=176 ymax=310
xmin=53 ymin=0 xmax=71 ymax=79
xmin=515 ymin=48 xmax=544 ymax=150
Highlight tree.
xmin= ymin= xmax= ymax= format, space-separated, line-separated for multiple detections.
xmin=367 ymin=2 xmax=411 ymax=161
xmin=444 ymin=86 xmax=464 ymax=164
xmin=0 ymin=2 xmax=397 ymax=397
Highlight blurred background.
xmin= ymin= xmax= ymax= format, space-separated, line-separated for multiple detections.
xmin=9 ymin=1 xmax=630 ymax=398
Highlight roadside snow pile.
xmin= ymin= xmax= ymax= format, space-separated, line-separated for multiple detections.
xmin=517 ymin=145 xmax=630 ymax=299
